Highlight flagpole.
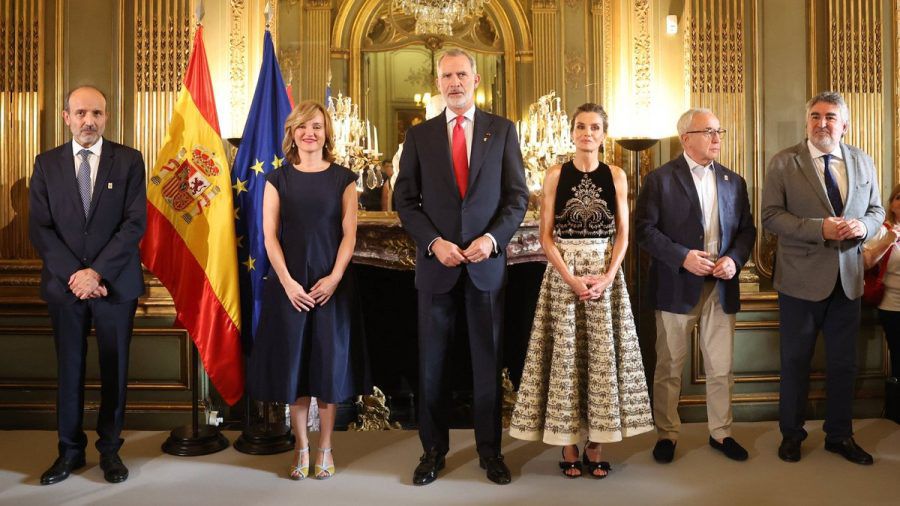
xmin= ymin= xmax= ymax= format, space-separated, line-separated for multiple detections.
xmin=162 ymin=342 xmax=230 ymax=456
xmin=231 ymin=3 xmax=296 ymax=455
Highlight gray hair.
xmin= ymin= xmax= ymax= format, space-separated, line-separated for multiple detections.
xmin=676 ymin=107 xmax=714 ymax=136
xmin=436 ymin=48 xmax=477 ymax=74
xmin=806 ymin=91 xmax=850 ymax=122
xmin=64 ymin=85 xmax=108 ymax=112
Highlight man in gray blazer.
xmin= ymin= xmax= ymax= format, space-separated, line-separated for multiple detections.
xmin=636 ymin=108 xmax=756 ymax=464
xmin=762 ymin=91 xmax=883 ymax=465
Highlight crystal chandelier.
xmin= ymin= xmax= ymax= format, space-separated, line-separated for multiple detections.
xmin=327 ymin=93 xmax=384 ymax=190
xmin=394 ymin=0 xmax=489 ymax=36
xmin=517 ymin=91 xmax=576 ymax=192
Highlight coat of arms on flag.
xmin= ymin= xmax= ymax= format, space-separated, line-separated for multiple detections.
xmin=150 ymin=146 xmax=223 ymax=224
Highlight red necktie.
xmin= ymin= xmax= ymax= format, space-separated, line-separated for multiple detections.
xmin=452 ymin=115 xmax=469 ymax=197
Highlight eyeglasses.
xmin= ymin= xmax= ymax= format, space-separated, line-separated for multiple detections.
xmin=685 ymin=128 xmax=727 ymax=138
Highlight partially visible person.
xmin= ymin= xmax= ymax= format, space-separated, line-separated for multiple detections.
xmin=636 ymin=108 xmax=756 ymax=464
xmin=30 ymin=85 xmax=147 ymax=485
xmin=762 ymin=91 xmax=883 ymax=465
xmin=380 ymin=160 xmax=394 ymax=212
xmin=862 ymin=183 xmax=900 ymax=424
xmin=247 ymin=100 xmax=370 ymax=480
xmin=509 ymin=103 xmax=653 ymax=479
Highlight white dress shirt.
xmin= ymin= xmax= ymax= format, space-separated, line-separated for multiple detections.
xmin=72 ymin=138 xmax=103 ymax=200
xmin=807 ymin=139 xmax=848 ymax=204
xmin=684 ymin=153 xmax=720 ymax=257
xmin=445 ymin=105 xmax=475 ymax=161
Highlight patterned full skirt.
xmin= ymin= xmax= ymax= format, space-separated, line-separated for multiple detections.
xmin=509 ymin=237 xmax=653 ymax=445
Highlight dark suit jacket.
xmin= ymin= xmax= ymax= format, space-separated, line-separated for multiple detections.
xmin=29 ymin=139 xmax=147 ymax=304
xmin=635 ymin=156 xmax=756 ymax=314
xmin=394 ymin=108 xmax=529 ymax=293
xmin=761 ymin=141 xmax=883 ymax=301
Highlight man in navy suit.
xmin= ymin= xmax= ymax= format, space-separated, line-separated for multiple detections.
xmin=29 ymin=86 xmax=146 ymax=485
xmin=394 ymin=48 xmax=528 ymax=485
xmin=636 ymin=108 xmax=756 ymax=464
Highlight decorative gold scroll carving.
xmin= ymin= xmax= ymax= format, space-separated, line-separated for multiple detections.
xmin=133 ymin=0 xmax=192 ymax=174
xmin=0 ymin=0 xmax=41 ymax=261
xmin=230 ymin=0 xmax=248 ymax=130
xmin=632 ymin=0 xmax=652 ymax=113
xmin=895 ymin=0 xmax=899 ymax=185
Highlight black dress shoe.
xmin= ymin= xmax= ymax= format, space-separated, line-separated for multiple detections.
xmin=479 ymin=455 xmax=511 ymax=485
xmin=778 ymin=437 xmax=802 ymax=462
xmin=100 ymin=453 xmax=129 ymax=483
xmin=652 ymin=439 xmax=676 ymax=463
xmin=412 ymin=449 xmax=446 ymax=486
xmin=40 ymin=455 xmax=86 ymax=485
xmin=709 ymin=436 xmax=749 ymax=461
xmin=824 ymin=437 xmax=874 ymax=465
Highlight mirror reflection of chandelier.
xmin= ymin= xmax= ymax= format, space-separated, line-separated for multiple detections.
xmin=394 ymin=0 xmax=489 ymax=36
xmin=327 ymin=93 xmax=385 ymax=190
xmin=518 ymin=91 xmax=575 ymax=191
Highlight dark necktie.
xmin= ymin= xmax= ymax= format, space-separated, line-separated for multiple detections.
xmin=822 ymin=154 xmax=843 ymax=216
xmin=77 ymin=149 xmax=92 ymax=218
xmin=451 ymin=115 xmax=469 ymax=197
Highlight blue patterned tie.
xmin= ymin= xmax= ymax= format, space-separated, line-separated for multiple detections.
xmin=822 ymin=154 xmax=843 ymax=216
xmin=77 ymin=149 xmax=92 ymax=218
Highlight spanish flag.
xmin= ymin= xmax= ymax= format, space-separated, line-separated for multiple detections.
xmin=140 ymin=26 xmax=244 ymax=405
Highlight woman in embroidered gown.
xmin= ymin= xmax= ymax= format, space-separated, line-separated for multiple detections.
xmin=509 ymin=103 xmax=653 ymax=478
xmin=248 ymin=101 xmax=369 ymax=480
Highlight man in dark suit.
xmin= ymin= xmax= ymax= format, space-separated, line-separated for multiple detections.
xmin=762 ymin=91 xmax=883 ymax=465
xmin=394 ymin=48 xmax=528 ymax=485
xmin=29 ymin=86 xmax=146 ymax=484
xmin=636 ymin=108 xmax=756 ymax=464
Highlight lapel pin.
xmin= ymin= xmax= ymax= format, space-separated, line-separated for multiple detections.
xmin=724 ymin=174 xmax=729 ymax=181
xmin=483 ymin=132 xmax=492 ymax=142
xmin=107 ymin=182 xmax=113 ymax=189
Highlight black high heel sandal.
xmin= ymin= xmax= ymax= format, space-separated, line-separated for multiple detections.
xmin=559 ymin=445 xmax=582 ymax=478
xmin=582 ymin=443 xmax=611 ymax=479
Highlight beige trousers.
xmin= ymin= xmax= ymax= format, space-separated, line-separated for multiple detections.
xmin=653 ymin=280 xmax=736 ymax=441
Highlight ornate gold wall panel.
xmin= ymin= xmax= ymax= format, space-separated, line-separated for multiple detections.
xmin=302 ymin=0 xmax=331 ymax=104
xmin=810 ymin=0 xmax=885 ymax=181
xmin=0 ymin=0 xmax=42 ymax=260
xmin=132 ymin=0 xmax=192 ymax=174
xmin=896 ymin=0 xmax=899 ymax=184
xmin=532 ymin=1 xmax=561 ymax=98
xmin=686 ymin=0 xmax=748 ymax=178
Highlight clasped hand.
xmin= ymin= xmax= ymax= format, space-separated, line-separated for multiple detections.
xmin=68 ymin=268 xmax=106 ymax=299
xmin=283 ymin=274 xmax=341 ymax=312
xmin=568 ymin=273 xmax=613 ymax=301
xmin=682 ymin=250 xmax=737 ymax=280
xmin=822 ymin=217 xmax=866 ymax=241
xmin=432 ymin=237 xmax=493 ymax=267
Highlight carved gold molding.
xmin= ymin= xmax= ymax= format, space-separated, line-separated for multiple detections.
xmin=230 ymin=0 xmax=248 ymax=130
xmin=632 ymin=0 xmax=652 ymax=114
xmin=532 ymin=0 xmax=561 ymax=98
xmin=0 ymin=0 xmax=42 ymax=261
xmin=896 ymin=0 xmax=899 ymax=185
xmin=133 ymin=0 xmax=192 ymax=174
xmin=809 ymin=0 xmax=885 ymax=183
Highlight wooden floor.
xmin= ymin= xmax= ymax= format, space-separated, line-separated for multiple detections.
xmin=0 ymin=419 xmax=898 ymax=506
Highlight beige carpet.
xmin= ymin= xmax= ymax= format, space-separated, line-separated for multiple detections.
xmin=0 ymin=419 xmax=898 ymax=506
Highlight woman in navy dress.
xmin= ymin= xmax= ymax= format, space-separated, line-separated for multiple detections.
xmin=248 ymin=100 xmax=369 ymax=480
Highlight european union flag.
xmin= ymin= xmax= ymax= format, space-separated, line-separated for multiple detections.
xmin=232 ymin=30 xmax=293 ymax=348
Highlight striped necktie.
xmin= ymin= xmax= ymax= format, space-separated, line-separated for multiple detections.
xmin=77 ymin=149 xmax=92 ymax=218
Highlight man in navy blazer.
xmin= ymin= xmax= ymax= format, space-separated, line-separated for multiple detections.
xmin=394 ymin=48 xmax=528 ymax=485
xmin=636 ymin=108 xmax=756 ymax=464
xmin=29 ymin=86 xmax=146 ymax=485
